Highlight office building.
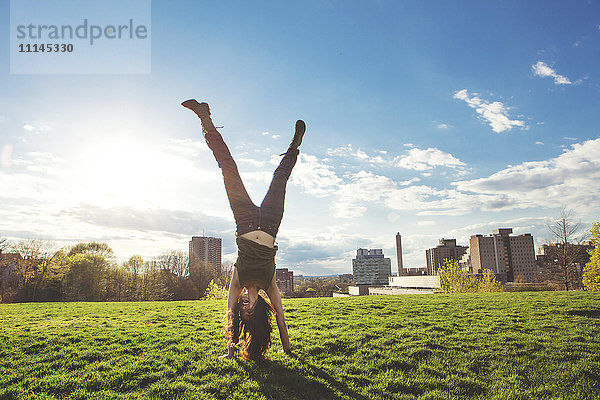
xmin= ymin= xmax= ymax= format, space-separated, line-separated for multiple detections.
xmin=189 ymin=236 xmax=222 ymax=272
xmin=425 ymin=239 xmax=468 ymax=275
xmin=352 ymin=248 xmax=392 ymax=285
xmin=275 ymin=268 xmax=294 ymax=294
xmin=469 ymin=228 xmax=535 ymax=283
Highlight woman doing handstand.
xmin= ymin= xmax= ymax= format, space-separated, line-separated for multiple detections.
xmin=182 ymin=100 xmax=305 ymax=360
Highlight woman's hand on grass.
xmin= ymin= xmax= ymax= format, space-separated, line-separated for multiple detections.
xmin=219 ymin=346 xmax=235 ymax=359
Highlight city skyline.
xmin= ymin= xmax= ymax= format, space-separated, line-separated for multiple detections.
xmin=1 ymin=1 xmax=599 ymax=275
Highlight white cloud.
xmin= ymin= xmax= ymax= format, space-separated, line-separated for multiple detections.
xmin=417 ymin=220 xmax=436 ymax=226
xmin=166 ymin=138 xmax=209 ymax=158
xmin=240 ymin=170 xmax=272 ymax=183
xmin=454 ymin=89 xmax=526 ymax=133
xmin=535 ymin=141 xmax=544 ymax=145
xmin=1 ymin=144 xmax=13 ymax=168
xmin=290 ymin=161 xmax=485 ymax=218
xmin=437 ymin=123 xmax=449 ymax=129
xmin=275 ymin=228 xmax=367 ymax=274
xmin=563 ymin=136 xmax=577 ymax=141
xmin=327 ymin=144 xmax=466 ymax=173
xmin=290 ymin=154 xmax=343 ymax=197
xmin=238 ymin=158 xmax=266 ymax=167
xmin=453 ymin=138 xmax=600 ymax=212
xmin=292 ymin=139 xmax=600 ymax=219
xmin=531 ymin=61 xmax=572 ymax=85
xmin=22 ymin=124 xmax=50 ymax=132
xmin=26 ymin=152 xmax=67 ymax=164
xmin=327 ymin=144 xmax=387 ymax=165
xmin=259 ymin=131 xmax=281 ymax=139
xmin=394 ymin=147 xmax=466 ymax=172
xmin=333 ymin=170 xmax=396 ymax=218
xmin=399 ymin=177 xmax=420 ymax=186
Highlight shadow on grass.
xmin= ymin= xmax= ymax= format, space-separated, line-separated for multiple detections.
xmin=567 ymin=309 xmax=600 ymax=320
xmin=236 ymin=353 xmax=371 ymax=400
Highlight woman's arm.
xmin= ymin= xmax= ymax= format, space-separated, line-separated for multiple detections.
xmin=267 ymin=274 xmax=291 ymax=352
xmin=227 ymin=268 xmax=243 ymax=311
xmin=221 ymin=269 xmax=243 ymax=359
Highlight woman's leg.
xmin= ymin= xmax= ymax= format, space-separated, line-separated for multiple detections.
xmin=259 ymin=120 xmax=305 ymax=238
xmin=182 ymin=100 xmax=258 ymax=235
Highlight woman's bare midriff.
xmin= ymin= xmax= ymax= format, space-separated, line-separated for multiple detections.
xmin=240 ymin=230 xmax=276 ymax=248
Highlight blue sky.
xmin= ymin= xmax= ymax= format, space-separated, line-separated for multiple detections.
xmin=1 ymin=0 xmax=599 ymax=275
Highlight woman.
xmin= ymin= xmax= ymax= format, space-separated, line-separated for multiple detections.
xmin=182 ymin=99 xmax=304 ymax=360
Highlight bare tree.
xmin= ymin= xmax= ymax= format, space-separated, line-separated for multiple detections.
xmin=124 ymin=255 xmax=144 ymax=300
xmin=141 ymin=260 xmax=171 ymax=301
xmin=157 ymin=250 xmax=189 ymax=276
xmin=0 ymin=235 xmax=9 ymax=252
xmin=542 ymin=208 xmax=589 ymax=290
xmin=9 ymin=239 xmax=56 ymax=301
xmin=11 ymin=239 xmax=54 ymax=259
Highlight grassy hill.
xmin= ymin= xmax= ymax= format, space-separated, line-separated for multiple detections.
xmin=1 ymin=291 xmax=600 ymax=399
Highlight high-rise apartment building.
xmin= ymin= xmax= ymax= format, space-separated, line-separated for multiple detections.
xmin=189 ymin=236 xmax=222 ymax=272
xmin=469 ymin=228 xmax=535 ymax=282
xmin=275 ymin=268 xmax=294 ymax=294
xmin=425 ymin=239 xmax=468 ymax=275
xmin=352 ymin=248 xmax=392 ymax=285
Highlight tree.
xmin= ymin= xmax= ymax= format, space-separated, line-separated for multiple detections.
xmin=104 ymin=264 xmax=128 ymax=301
xmin=0 ymin=247 xmax=20 ymax=303
xmin=0 ymin=234 xmax=9 ymax=252
xmin=542 ymin=208 xmax=589 ymax=290
xmin=68 ymin=242 xmax=115 ymax=260
xmin=583 ymin=222 xmax=600 ymax=291
xmin=9 ymin=239 xmax=56 ymax=302
xmin=36 ymin=249 xmax=69 ymax=301
xmin=156 ymin=250 xmax=201 ymax=300
xmin=188 ymin=258 xmax=214 ymax=299
xmin=157 ymin=250 xmax=188 ymax=277
xmin=64 ymin=253 xmax=109 ymax=301
xmin=140 ymin=261 xmax=171 ymax=301
xmin=124 ymin=255 xmax=144 ymax=300
xmin=438 ymin=259 xmax=477 ymax=293
xmin=477 ymin=269 xmax=503 ymax=292
xmin=291 ymin=277 xmax=350 ymax=298
xmin=204 ymin=279 xmax=228 ymax=300
xmin=64 ymin=242 xmax=115 ymax=301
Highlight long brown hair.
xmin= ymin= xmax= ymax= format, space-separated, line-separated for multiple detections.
xmin=225 ymin=295 xmax=275 ymax=360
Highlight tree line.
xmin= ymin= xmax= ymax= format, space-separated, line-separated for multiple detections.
xmin=0 ymin=240 xmax=231 ymax=303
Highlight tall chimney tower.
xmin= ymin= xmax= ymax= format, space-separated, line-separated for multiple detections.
xmin=396 ymin=232 xmax=404 ymax=275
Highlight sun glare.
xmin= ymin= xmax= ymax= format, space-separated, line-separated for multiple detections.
xmin=77 ymin=136 xmax=167 ymax=207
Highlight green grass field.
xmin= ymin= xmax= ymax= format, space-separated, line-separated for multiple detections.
xmin=2 ymin=291 xmax=600 ymax=400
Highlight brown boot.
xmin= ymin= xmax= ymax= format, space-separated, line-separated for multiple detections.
xmin=291 ymin=120 xmax=306 ymax=149
xmin=280 ymin=120 xmax=306 ymax=155
xmin=181 ymin=99 xmax=217 ymax=134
